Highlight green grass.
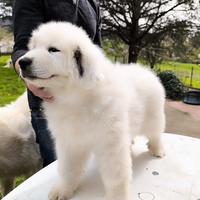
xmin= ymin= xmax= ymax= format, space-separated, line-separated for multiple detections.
xmin=0 ymin=56 xmax=25 ymax=106
xmin=0 ymin=177 xmax=26 ymax=199
xmin=156 ymin=61 xmax=200 ymax=89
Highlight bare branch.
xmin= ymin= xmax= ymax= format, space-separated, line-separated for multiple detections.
xmin=100 ymin=0 xmax=195 ymax=63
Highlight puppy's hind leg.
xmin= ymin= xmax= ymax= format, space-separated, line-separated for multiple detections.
xmin=144 ymin=111 xmax=165 ymax=158
xmin=49 ymin=140 xmax=90 ymax=200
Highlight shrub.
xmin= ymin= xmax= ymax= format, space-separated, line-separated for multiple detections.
xmin=157 ymin=70 xmax=185 ymax=100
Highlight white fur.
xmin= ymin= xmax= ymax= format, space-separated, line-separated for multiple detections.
xmin=20 ymin=22 xmax=165 ymax=200
xmin=0 ymin=92 xmax=42 ymax=195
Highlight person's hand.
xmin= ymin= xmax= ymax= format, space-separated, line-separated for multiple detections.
xmin=15 ymin=59 xmax=54 ymax=102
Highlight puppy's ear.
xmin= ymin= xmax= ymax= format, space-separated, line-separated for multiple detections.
xmin=74 ymin=48 xmax=84 ymax=77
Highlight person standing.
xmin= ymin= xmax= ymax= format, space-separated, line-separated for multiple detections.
xmin=12 ymin=0 xmax=101 ymax=167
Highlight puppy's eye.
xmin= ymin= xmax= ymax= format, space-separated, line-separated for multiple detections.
xmin=48 ymin=47 xmax=60 ymax=53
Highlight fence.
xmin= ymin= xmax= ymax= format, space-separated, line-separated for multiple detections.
xmin=112 ymin=56 xmax=200 ymax=90
xmin=156 ymin=63 xmax=200 ymax=90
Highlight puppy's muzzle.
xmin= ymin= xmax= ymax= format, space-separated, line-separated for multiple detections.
xmin=18 ymin=57 xmax=35 ymax=79
xmin=19 ymin=57 xmax=32 ymax=71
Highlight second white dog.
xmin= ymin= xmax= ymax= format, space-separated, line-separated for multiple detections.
xmin=0 ymin=92 xmax=42 ymax=195
xmin=19 ymin=22 xmax=165 ymax=200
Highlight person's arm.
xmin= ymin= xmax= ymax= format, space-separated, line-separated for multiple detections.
xmin=12 ymin=0 xmax=53 ymax=102
xmin=12 ymin=0 xmax=44 ymax=67
xmin=92 ymin=1 xmax=102 ymax=46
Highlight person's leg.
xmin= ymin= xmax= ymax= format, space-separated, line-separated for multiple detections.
xmin=31 ymin=110 xmax=56 ymax=167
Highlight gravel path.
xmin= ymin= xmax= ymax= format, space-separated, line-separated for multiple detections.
xmin=165 ymin=101 xmax=200 ymax=139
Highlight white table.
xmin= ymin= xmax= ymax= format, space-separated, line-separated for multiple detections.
xmin=3 ymin=133 xmax=200 ymax=200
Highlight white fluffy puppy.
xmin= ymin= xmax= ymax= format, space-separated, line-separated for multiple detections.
xmin=19 ymin=22 xmax=165 ymax=200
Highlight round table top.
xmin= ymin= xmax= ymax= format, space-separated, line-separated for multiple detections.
xmin=3 ymin=133 xmax=200 ymax=200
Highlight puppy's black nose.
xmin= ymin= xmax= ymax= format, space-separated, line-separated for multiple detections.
xmin=18 ymin=58 xmax=32 ymax=71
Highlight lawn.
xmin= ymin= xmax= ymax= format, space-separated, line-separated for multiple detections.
xmin=0 ymin=56 xmax=25 ymax=106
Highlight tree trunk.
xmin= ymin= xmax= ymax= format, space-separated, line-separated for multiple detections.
xmin=128 ymin=44 xmax=139 ymax=63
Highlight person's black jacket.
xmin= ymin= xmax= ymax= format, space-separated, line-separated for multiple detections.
xmin=12 ymin=0 xmax=101 ymax=110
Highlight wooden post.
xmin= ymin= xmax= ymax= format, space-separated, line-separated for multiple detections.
xmin=190 ymin=66 xmax=194 ymax=87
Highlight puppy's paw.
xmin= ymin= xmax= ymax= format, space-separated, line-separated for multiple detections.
xmin=148 ymin=142 xmax=165 ymax=158
xmin=48 ymin=182 xmax=74 ymax=200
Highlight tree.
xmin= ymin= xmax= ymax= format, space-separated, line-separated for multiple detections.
xmin=0 ymin=0 xmax=12 ymax=29
xmin=187 ymin=31 xmax=200 ymax=63
xmin=100 ymin=0 xmax=196 ymax=63
xmin=160 ymin=21 xmax=200 ymax=63
xmin=103 ymin=37 xmax=128 ymax=63
xmin=140 ymin=20 xmax=193 ymax=67
xmin=140 ymin=45 xmax=164 ymax=69
xmin=0 ymin=0 xmax=12 ymax=19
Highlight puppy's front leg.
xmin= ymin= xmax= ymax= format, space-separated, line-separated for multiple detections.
xmin=49 ymin=139 xmax=89 ymax=200
xmin=95 ymin=121 xmax=132 ymax=200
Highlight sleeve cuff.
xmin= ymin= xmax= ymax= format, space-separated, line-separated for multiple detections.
xmin=11 ymin=50 xmax=28 ymax=66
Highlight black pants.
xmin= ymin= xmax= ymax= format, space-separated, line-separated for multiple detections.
xmin=31 ymin=110 xmax=56 ymax=167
